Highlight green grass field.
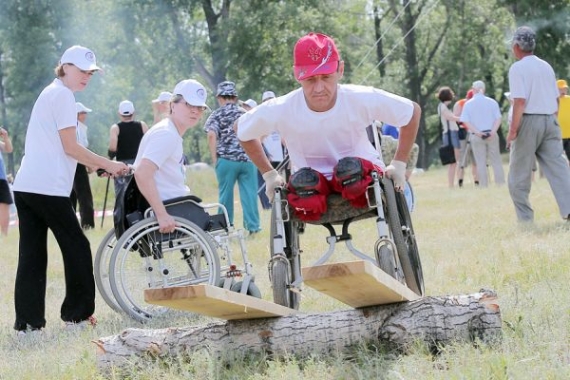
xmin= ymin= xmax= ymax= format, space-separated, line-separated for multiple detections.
xmin=1 ymin=164 xmax=569 ymax=379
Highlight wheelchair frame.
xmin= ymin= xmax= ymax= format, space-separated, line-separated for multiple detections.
xmin=268 ymin=164 xmax=424 ymax=310
xmin=95 ymin=189 xmax=260 ymax=323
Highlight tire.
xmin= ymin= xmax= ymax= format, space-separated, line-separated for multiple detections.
xmin=396 ymin=189 xmax=424 ymax=296
xmin=269 ymin=207 xmax=301 ymax=310
xmin=93 ymin=229 xmax=122 ymax=313
xmin=376 ymin=244 xmax=397 ymax=279
xmin=109 ymin=216 xmax=221 ymax=322
xmin=230 ymin=281 xmax=262 ymax=298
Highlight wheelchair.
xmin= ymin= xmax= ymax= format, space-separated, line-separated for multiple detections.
xmin=268 ymin=158 xmax=424 ymax=310
xmin=94 ymin=174 xmax=260 ymax=322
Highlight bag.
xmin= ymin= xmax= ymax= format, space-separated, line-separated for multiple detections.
xmin=439 ymin=144 xmax=456 ymax=165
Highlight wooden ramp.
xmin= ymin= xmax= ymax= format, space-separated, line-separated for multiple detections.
xmin=144 ymin=284 xmax=296 ymax=320
xmin=302 ymin=260 xmax=420 ymax=308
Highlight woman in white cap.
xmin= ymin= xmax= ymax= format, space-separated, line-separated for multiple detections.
xmin=134 ymin=79 xmax=209 ymax=233
xmin=12 ymin=45 xmax=129 ymax=335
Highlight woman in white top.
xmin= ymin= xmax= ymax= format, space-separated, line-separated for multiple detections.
xmin=12 ymin=45 xmax=128 ymax=334
xmin=437 ymin=86 xmax=461 ymax=188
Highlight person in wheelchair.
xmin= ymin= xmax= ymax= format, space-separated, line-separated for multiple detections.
xmin=133 ymin=79 xmax=209 ymax=233
xmin=236 ymin=32 xmax=421 ymax=220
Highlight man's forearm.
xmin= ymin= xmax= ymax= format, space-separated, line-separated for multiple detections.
xmin=393 ymin=102 xmax=421 ymax=162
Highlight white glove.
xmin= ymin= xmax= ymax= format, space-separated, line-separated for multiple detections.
xmin=385 ymin=160 xmax=407 ymax=191
xmin=262 ymin=169 xmax=285 ymax=203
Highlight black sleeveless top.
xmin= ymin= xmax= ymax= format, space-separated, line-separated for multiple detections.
xmin=116 ymin=121 xmax=144 ymax=161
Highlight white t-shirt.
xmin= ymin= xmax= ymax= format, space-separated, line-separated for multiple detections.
xmin=77 ymin=121 xmax=89 ymax=148
xmin=460 ymin=93 xmax=502 ymax=132
xmin=237 ymin=84 xmax=413 ymax=179
xmin=133 ymin=118 xmax=189 ymax=200
xmin=13 ymin=79 xmax=78 ymax=196
xmin=508 ymin=55 xmax=558 ymax=115
xmin=262 ymin=132 xmax=284 ymax=162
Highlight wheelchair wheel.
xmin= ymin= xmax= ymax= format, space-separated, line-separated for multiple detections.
xmin=375 ymin=244 xmax=397 ymax=279
xmin=269 ymin=209 xmax=301 ymax=310
xmin=93 ymin=229 xmax=122 ymax=313
xmin=381 ymin=177 xmax=423 ymax=296
xmin=396 ymin=189 xmax=424 ymax=296
xmin=109 ymin=216 xmax=221 ymax=322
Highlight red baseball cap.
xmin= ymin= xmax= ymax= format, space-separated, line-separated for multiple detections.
xmin=294 ymin=33 xmax=340 ymax=81
xmin=466 ymin=89 xmax=474 ymax=99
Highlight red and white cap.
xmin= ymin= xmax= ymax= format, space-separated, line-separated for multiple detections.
xmin=60 ymin=45 xmax=100 ymax=71
xmin=293 ymin=33 xmax=340 ymax=81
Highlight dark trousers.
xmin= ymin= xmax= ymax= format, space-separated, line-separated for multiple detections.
xmin=70 ymin=163 xmax=95 ymax=229
xmin=563 ymin=138 xmax=570 ymax=162
xmin=13 ymin=191 xmax=95 ymax=331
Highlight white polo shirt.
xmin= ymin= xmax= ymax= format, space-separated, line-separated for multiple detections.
xmin=508 ymin=55 xmax=558 ymax=115
xmin=133 ymin=118 xmax=189 ymax=200
xmin=13 ymin=79 xmax=78 ymax=196
xmin=460 ymin=93 xmax=502 ymax=132
xmin=237 ymin=84 xmax=414 ymax=179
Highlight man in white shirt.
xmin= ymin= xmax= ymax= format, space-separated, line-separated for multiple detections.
xmin=460 ymin=80 xmax=505 ymax=187
xmin=507 ymin=26 xmax=570 ymax=222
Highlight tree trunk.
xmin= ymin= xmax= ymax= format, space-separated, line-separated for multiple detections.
xmin=94 ymin=290 xmax=501 ymax=369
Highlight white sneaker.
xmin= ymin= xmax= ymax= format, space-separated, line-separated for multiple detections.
xmin=64 ymin=315 xmax=97 ymax=331
xmin=15 ymin=328 xmax=44 ymax=341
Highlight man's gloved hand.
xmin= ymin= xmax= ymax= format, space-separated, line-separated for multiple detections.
xmin=262 ymin=169 xmax=285 ymax=203
xmin=385 ymin=160 xmax=407 ymax=191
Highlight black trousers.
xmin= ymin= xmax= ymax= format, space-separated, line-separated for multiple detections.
xmin=13 ymin=191 xmax=95 ymax=331
xmin=70 ymin=163 xmax=95 ymax=229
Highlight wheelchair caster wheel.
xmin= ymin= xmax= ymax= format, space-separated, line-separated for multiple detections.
xmin=376 ymin=245 xmax=397 ymax=279
xmin=230 ymin=281 xmax=262 ymax=298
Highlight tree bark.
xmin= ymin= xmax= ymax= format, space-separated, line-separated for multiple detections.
xmin=94 ymin=290 xmax=501 ymax=369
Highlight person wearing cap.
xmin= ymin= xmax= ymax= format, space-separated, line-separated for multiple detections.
xmin=459 ymin=80 xmax=505 ymax=188
xmin=236 ymin=32 xmax=420 ymax=220
xmin=204 ymin=81 xmax=261 ymax=235
xmin=108 ymin=99 xmax=149 ymax=195
xmin=134 ymin=79 xmax=209 ymax=233
xmin=507 ymin=26 xmax=570 ymax=222
xmin=0 ymin=125 xmax=13 ymax=236
xmin=241 ymin=99 xmax=258 ymax=111
xmin=70 ymin=102 xmax=95 ymax=229
xmin=556 ymin=79 xmax=570 ymax=162
xmin=152 ymin=91 xmax=173 ymax=123
xmin=11 ymin=45 xmax=129 ymax=335
xmin=453 ymin=89 xmax=479 ymax=187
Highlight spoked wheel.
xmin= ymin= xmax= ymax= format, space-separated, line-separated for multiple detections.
xmin=109 ymin=216 xmax=221 ymax=322
xmin=269 ymin=207 xmax=301 ymax=310
xmin=381 ymin=177 xmax=423 ymax=296
xmin=94 ymin=229 xmax=122 ymax=313
xmin=395 ymin=189 xmax=424 ymax=296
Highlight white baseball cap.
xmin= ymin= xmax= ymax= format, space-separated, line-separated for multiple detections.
xmin=173 ymin=79 xmax=209 ymax=109
xmin=60 ymin=45 xmax=101 ymax=71
xmin=152 ymin=91 xmax=172 ymax=103
xmin=244 ymin=99 xmax=257 ymax=108
xmin=118 ymin=100 xmax=135 ymax=115
xmin=75 ymin=102 xmax=92 ymax=113
xmin=262 ymin=91 xmax=276 ymax=102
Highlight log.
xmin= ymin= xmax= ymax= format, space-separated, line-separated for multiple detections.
xmin=94 ymin=289 xmax=501 ymax=369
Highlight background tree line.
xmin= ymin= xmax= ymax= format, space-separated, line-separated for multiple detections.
xmin=0 ymin=0 xmax=568 ymax=175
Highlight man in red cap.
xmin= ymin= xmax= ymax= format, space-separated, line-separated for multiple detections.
xmin=236 ymin=32 xmax=421 ymax=220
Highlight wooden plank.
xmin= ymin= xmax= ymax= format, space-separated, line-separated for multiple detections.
xmin=302 ymin=260 xmax=420 ymax=308
xmin=144 ymin=284 xmax=296 ymax=320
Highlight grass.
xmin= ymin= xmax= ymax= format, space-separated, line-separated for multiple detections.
xmin=1 ymin=163 xmax=570 ymax=379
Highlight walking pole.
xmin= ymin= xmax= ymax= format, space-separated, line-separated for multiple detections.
xmin=100 ymin=175 xmax=110 ymax=229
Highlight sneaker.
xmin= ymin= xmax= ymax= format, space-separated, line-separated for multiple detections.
xmin=65 ymin=315 xmax=97 ymax=331
xmin=458 ymin=179 xmax=463 ymax=188
xmin=247 ymin=230 xmax=261 ymax=238
xmin=15 ymin=328 xmax=44 ymax=341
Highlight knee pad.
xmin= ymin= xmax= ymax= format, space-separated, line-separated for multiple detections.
xmin=286 ymin=167 xmax=330 ymax=221
xmin=332 ymin=157 xmax=375 ymax=208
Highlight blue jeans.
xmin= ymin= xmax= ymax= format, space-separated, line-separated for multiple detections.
xmin=215 ymin=158 xmax=260 ymax=232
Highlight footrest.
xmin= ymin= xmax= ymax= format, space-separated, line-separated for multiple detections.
xmin=144 ymin=284 xmax=297 ymax=320
xmin=301 ymin=260 xmax=420 ymax=308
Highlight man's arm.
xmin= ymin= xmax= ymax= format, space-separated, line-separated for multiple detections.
xmin=141 ymin=121 xmax=149 ymax=134
xmin=507 ymin=98 xmax=526 ymax=148
xmin=393 ymin=102 xmax=421 ymax=163
xmin=108 ymin=124 xmax=119 ymax=157
xmin=207 ymin=130 xmax=218 ymax=166
xmin=0 ymin=127 xmax=12 ymax=153
xmin=134 ymin=159 xmax=176 ymax=233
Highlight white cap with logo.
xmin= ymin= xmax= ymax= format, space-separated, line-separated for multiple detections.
xmin=262 ymin=91 xmax=276 ymax=102
xmin=118 ymin=100 xmax=135 ymax=115
xmin=173 ymin=79 xmax=209 ymax=109
xmin=76 ymin=102 xmax=92 ymax=113
xmin=60 ymin=45 xmax=101 ymax=71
